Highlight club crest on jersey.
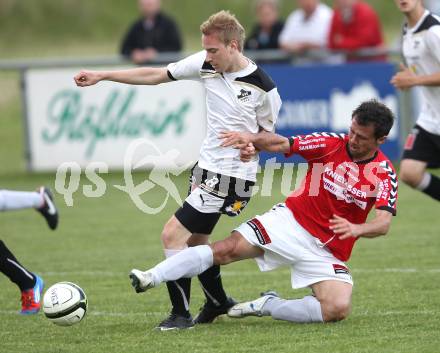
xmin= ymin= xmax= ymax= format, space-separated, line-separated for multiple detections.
xmin=237 ymin=89 xmax=251 ymax=102
xmin=224 ymin=200 xmax=247 ymax=216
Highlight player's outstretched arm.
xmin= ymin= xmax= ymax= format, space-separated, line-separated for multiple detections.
xmin=74 ymin=67 xmax=171 ymax=87
xmin=220 ymin=130 xmax=290 ymax=153
xmin=330 ymin=209 xmax=393 ymax=240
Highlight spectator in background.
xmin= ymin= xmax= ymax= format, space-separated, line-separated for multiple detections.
xmin=245 ymin=0 xmax=284 ymax=51
xmin=328 ymin=0 xmax=384 ymax=61
xmin=120 ymin=0 xmax=182 ymax=64
xmin=278 ymin=0 xmax=333 ymax=61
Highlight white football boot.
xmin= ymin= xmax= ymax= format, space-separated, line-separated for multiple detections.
xmin=227 ymin=292 xmax=278 ymax=318
xmin=129 ymin=269 xmax=155 ymax=293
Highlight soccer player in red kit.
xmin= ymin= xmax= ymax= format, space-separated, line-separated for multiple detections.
xmin=130 ymin=100 xmax=397 ymax=324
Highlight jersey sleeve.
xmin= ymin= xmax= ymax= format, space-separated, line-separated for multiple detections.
xmin=425 ymin=27 xmax=440 ymax=65
xmin=375 ymin=161 xmax=398 ymax=215
xmin=284 ymin=132 xmax=346 ymax=161
xmin=166 ymin=50 xmax=206 ymax=81
xmin=256 ymin=88 xmax=282 ymax=132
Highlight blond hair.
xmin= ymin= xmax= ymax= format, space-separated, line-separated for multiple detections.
xmin=200 ymin=10 xmax=245 ymax=52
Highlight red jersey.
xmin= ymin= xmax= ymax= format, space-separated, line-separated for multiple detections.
xmin=285 ymin=133 xmax=398 ymax=261
xmin=328 ymin=1 xmax=385 ymax=61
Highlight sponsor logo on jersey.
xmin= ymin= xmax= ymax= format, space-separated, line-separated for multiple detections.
xmin=322 ymin=167 xmax=368 ymax=209
xmin=237 ymin=89 xmax=251 ymax=102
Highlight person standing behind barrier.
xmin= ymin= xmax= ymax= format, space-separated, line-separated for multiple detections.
xmin=245 ymin=0 xmax=284 ymax=51
xmin=278 ymin=0 xmax=333 ymax=62
xmin=120 ymin=0 xmax=182 ymax=64
xmin=391 ymin=0 xmax=440 ymax=202
xmin=328 ymin=0 xmax=385 ymax=61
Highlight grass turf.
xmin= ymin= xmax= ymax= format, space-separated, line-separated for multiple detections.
xmin=0 ymin=169 xmax=439 ymax=353
xmin=0 ymin=9 xmax=439 ymax=347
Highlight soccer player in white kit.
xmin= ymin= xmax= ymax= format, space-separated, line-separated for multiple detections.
xmin=74 ymin=11 xmax=282 ymax=330
xmin=391 ymin=0 xmax=440 ymax=202
xmin=129 ymin=100 xmax=397 ymax=325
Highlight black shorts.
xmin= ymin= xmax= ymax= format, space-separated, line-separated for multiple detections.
xmin=174 ymin=163 xmax=255 ymax=234
xmin=402 ymin=125 xmax=440 ymax=168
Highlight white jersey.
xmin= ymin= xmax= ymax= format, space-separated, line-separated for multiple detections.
xmin=167 ymin=51 xmax=282 ymax=181
xmin=279 ymin=3 xmax=333 ymax=48
xmin=402 ymin=10 xmax=440 ymax=135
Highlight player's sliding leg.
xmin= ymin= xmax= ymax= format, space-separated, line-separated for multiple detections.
xmin=228 ymin=294 xmax=324 ymax=323
xmin=228 ymin=281 xmax=352 ymax=323
xmin=130 ymin=245 xmax=214 ymax=291
xmin=130 ymin=231 xmax=262 ymax=292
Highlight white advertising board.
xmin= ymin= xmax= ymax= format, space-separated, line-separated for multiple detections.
xmin=24 ymin=68 xmax=206 ymax=171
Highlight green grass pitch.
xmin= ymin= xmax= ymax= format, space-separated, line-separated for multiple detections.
xmin=0 ymin=168 xmax=439 ymax=353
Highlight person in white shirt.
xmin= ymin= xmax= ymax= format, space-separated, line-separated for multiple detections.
xmin=391 ymin=0 xmax=440 ymax=202
xmin=278 ymin=0 xmax=333 ymax=60
xmin=74 ymin=10 xmax=282 ymax=330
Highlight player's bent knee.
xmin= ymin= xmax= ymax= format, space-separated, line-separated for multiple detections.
xmin=321 ymin=299 xmax=351 ymax=322
xmin=161 ymin=219 xmax=185 ymax=249
xmin=399 ymin=160 xmax=426 ymax=188
xmin=160 ymin=223 xmax=174 ymax=247
xmin=399 ymin=168 xmax=422 ymax=188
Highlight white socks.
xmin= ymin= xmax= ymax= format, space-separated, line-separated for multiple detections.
xmin=262 ymin=295 xmax=324 ymax=323
xmin=0 ymin=190 xmax=42 ymax=211
xmin=150 ymin=245 xmax=214 ymax=286
xmin=164 ymin=248 xmax=185 ymax=258
xmin=416 ymin=172 xmax=431 ymax=191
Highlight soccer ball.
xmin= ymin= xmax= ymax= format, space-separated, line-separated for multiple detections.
xmin=42 ymin=282 xmax=88 ymax=326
